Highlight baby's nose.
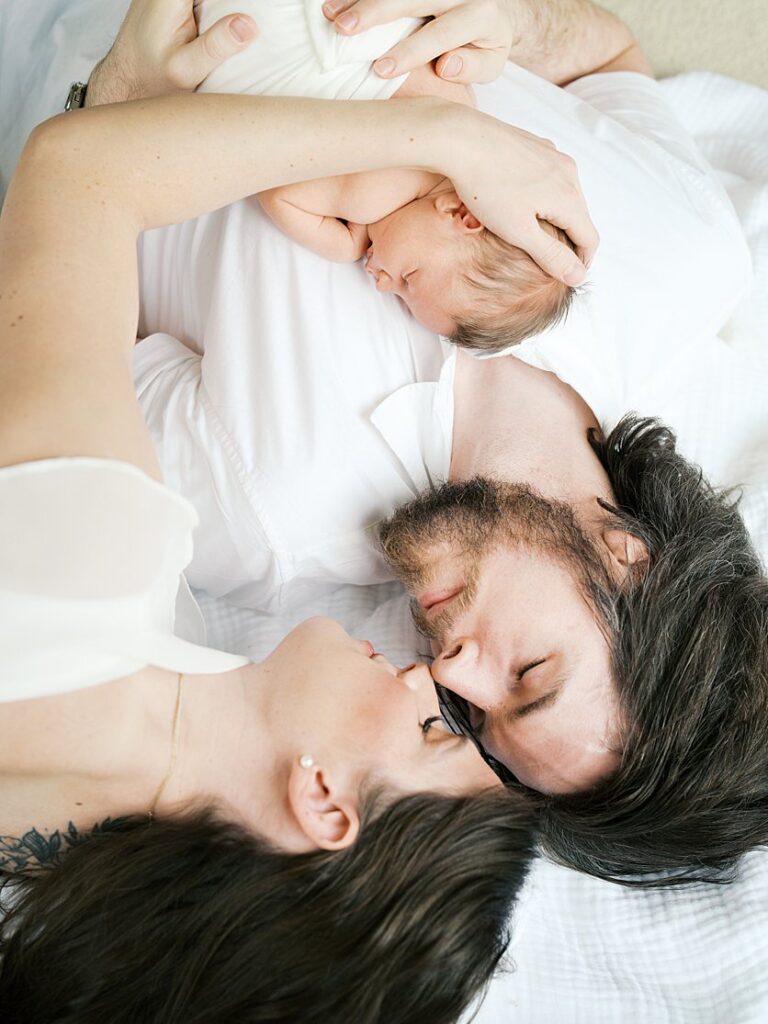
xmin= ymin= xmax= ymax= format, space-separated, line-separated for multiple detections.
xmin=365 ymin=249 xmax=380 ymax=274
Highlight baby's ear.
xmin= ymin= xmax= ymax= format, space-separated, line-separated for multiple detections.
xmin=435 ymin=191 xmax=483 ymax=232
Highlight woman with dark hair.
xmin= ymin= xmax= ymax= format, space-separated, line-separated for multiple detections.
xmin=0 ymin=9 xmax=595 ymax=1014
xmin=1 ymin=795 xmax=534 ymax=1023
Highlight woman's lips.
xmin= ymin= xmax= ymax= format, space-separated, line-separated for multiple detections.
xmin=358 ymin=639 xmax=376 ymax=658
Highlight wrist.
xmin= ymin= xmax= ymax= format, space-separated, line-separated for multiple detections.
xmin=85 ymin=51 xmax=139 ymax=108
xmin=404 ymin=98 xmax=468 ymax=179
xmin=430 ymin=102 xmax=487 ymax=182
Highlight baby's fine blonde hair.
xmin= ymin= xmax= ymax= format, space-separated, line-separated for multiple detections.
xmin=451 ymin=224 xmax=576 ymax=352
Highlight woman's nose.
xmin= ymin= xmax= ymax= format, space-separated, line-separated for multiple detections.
xmin=398 ymin=662 xmax=433 ymax=693
xmin=430 ymin=637 xmax=489 ymax=705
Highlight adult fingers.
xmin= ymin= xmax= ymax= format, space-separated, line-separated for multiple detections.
xmin=517 ymin=222 xmax=588 ymax=286
xmin=323 ymin=0 xmax=453 ymax=33
xmin=371 ymin=6 xmax=489 ymax=78
xmin=169 ymin=13 xmax=258 ymax=89
xmin=556 ymin=207 xmax=600 ymax=272
xmin=434 ymin=44 xmax=507 ymax=84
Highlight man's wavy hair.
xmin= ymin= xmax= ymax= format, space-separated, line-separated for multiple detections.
xmin=0 ymin=790 xmax=535 ymax=1024
xmin=444 ymin=415 xmax=768 ymax=885
xmin=533 ymin=416 xmax=768 ymax=884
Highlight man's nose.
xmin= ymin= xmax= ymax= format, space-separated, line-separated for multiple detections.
xmin=430 ymin=637 xmax=496 ymax=706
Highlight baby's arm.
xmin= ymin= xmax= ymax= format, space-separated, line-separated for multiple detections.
xmin=259 ymin=166 xmax=435 ymax=262
xmin=259 ymin=181 xmax=370 ymax=262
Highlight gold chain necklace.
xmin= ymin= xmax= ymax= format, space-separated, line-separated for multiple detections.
xmin=148 ymin=672 xmax=184 ymax=820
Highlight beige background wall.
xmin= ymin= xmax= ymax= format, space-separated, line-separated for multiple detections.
xmin=599 ymin=0 xmax=768 ymax=89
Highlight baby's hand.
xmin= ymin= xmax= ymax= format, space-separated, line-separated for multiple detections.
xmin=346 ymin=222 xmax=371 ymax=260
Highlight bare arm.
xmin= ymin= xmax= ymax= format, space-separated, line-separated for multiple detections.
xmin=0 ymin=95 xmax=449 ymax=476
xmin=258 ymin=185 xmax=371 ymax=262
xmin=323 ymin=0 xmax=651 ymax=86
xmin=258 ymin=164 xmax=438 ymax=261
xmin=0 ymin=92 xmax=596 ymax=477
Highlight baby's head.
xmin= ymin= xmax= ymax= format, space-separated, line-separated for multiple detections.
xmin=365 ymin=190 xmax=575 ymax=352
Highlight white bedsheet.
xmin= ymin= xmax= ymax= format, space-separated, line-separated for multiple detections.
xmin=2 ymin=2 xmax=768 ymax=1020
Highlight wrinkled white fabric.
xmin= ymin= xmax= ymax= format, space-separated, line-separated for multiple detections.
xmin=196 ymin=0 xmax=418 ymax=100
xmin=0 ymin=459 xmax=247 ymax=703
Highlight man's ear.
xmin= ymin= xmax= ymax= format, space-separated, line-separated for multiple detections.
xmin=434 ymin=191 xmax=483 ymax=232
xmin=601 ymin=527 xmax=649 ymax=573
xmin=287 ymin=760 xmax=360 ymax=851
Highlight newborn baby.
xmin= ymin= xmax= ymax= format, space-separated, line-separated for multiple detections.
xmin=197 ymin=0 xmax=574 ymax=350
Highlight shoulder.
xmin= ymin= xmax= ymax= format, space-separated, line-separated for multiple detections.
xmin=0 ymin=459 xmax=197 ymax=703
xmin=0 ymin=816 xmax=130 ymax=876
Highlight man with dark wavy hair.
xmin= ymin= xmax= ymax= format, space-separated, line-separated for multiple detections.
xmin=381 ymin=415 xmax=768 ymax=883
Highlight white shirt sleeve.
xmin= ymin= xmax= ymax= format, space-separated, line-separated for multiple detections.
xmin=564 ymin=71 xmax=711 ymax=174
xmin=0 ymin=458 xmax=247 ymax=702
xmin=474 ymin=66 xmax=753 ymax=431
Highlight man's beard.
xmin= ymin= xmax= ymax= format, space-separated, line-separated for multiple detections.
xmin=379 ymin=477 xmax=613 ymax=644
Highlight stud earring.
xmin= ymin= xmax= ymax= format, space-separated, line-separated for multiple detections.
xmin=299 ymin=754 xmax=315 ymax=769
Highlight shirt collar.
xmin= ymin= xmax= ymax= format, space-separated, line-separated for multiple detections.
xmin=369 ymin=350 xmax=456 ymax=494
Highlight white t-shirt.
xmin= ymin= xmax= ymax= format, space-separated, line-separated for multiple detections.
xmin=0 ymin=459 xmax=247 ymax=703
xmin=135 ymin=66 xmax=751 ymax=613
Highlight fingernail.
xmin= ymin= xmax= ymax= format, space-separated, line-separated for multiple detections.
xmin=564 ymin=267 xmax=586 ymax=286
xmin=335 ymin=10 xmax=357 ymax=31
xmin=374 ymin=57 xmax=396 ymax=77
xmin=441 ymin=55 xmax=463 ymax=78
xmin=323 ymin=0 xmax=344 ymax=13
xmin=229 ymin=15 xmax=255 ymax=41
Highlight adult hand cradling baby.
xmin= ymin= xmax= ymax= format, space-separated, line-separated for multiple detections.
xmin=85 ymin=0 xmax=597 ymax=286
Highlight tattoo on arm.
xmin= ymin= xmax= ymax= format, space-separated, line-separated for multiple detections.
xmin=0 ymin=817 xmax=129 ymax=875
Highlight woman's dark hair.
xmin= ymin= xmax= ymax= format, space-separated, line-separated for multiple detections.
xmin=537 ymin=415 xmax=768 ymax=885
xmin=0 ymin=790 xmax=535 ymax=1023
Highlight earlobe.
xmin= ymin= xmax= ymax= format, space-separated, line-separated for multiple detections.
xmin=287 ymin=759 xmax=360 ymax=851
xmin=601 ymin=528 xmax=649 ymax=571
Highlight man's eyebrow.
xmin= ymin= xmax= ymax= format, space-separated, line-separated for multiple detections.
xmin=508 ymin=686 xmax=562 ymax=722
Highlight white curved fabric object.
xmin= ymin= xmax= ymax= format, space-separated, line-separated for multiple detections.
xmin=196 ymin=0 xmax=420 ymax=100
xmin=0 ymin=458 xmax=247 ymax=703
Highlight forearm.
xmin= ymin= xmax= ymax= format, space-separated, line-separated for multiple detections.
xmin=44 ymin=94 xmax=455 ymax=233
xmin=507 ymin=0 xmax=641 ymax=85
xmin=86 ymin=54 xmax=141 ymax=107
xmin=259 ymin=188 xmax=368 ymax=261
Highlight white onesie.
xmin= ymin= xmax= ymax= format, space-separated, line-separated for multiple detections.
xmin=196 ymin=0 xmax=420 ymax=100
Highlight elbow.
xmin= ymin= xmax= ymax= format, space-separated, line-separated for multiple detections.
xmin=21 ymin=112 xmax=94 ymax=183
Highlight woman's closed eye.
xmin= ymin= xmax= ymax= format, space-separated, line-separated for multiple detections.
xmin=421 ymin=715 xmax=457 ymax=741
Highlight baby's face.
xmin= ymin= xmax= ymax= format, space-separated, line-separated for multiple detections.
xmin=365 ymin=195 xmax=474 ymax=336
